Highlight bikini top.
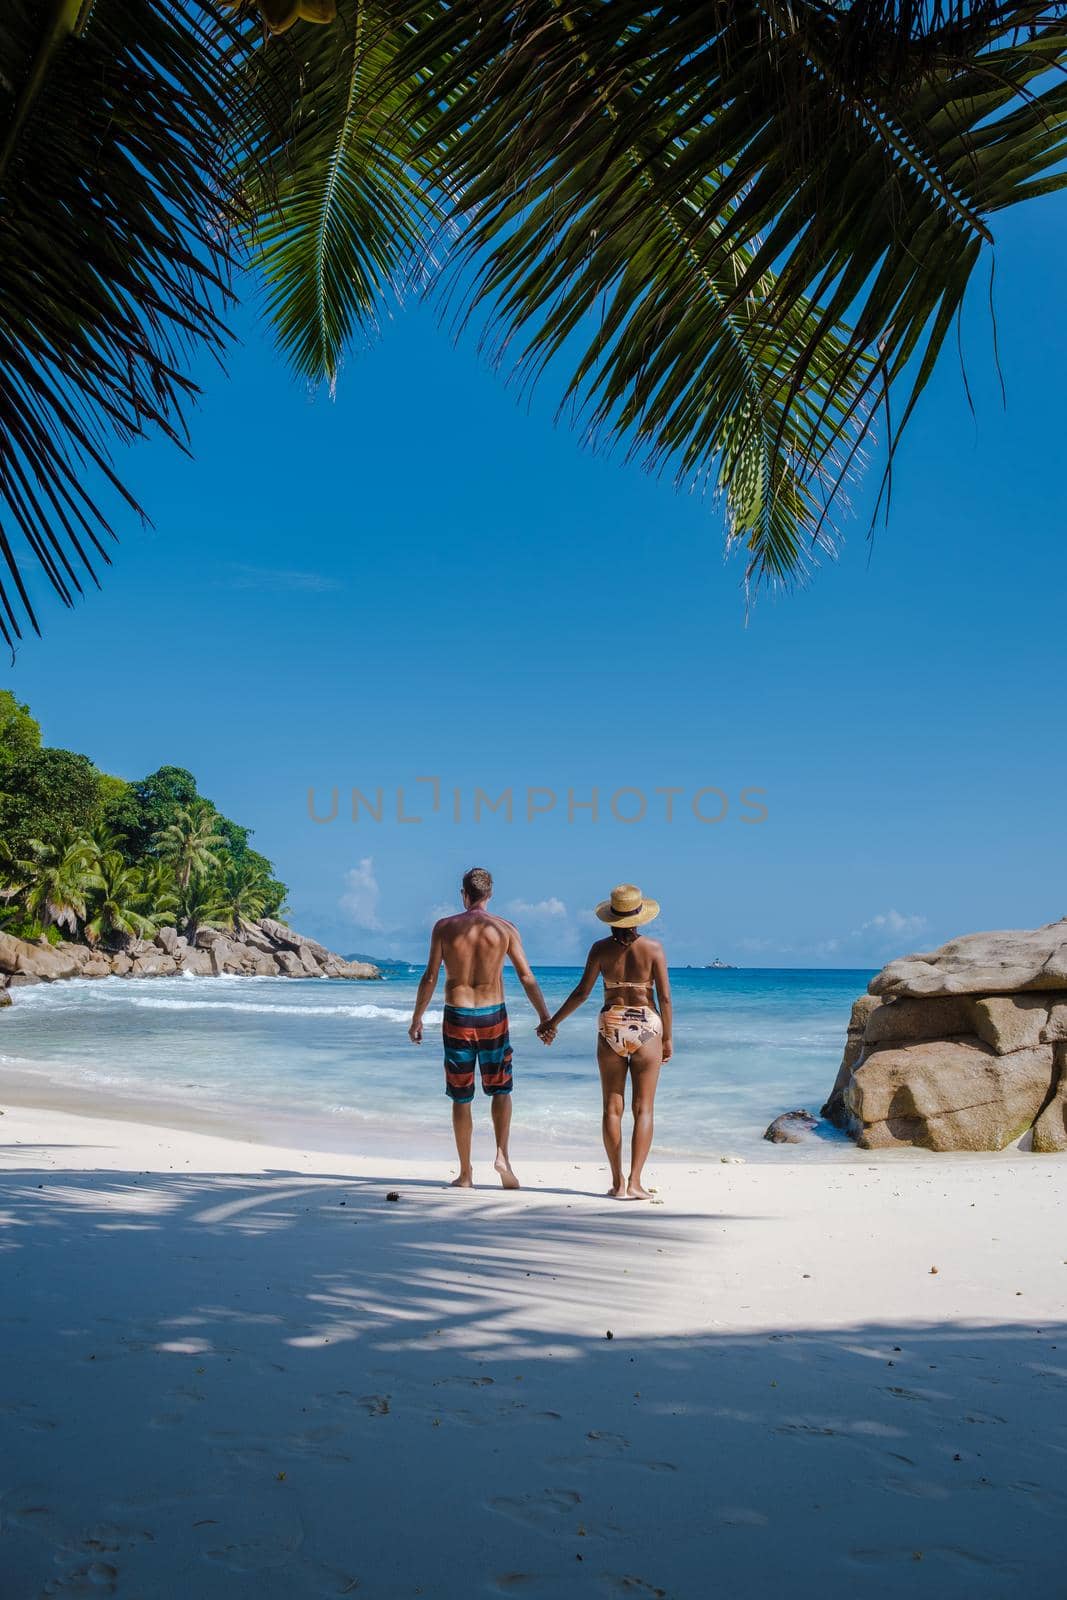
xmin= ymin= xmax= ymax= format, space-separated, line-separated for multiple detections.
xmin=602 ymin=974 xmax=652 ymax=995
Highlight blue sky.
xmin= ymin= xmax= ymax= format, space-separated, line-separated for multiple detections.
xmin=4 ymin=196 xmax=1065 ymax=966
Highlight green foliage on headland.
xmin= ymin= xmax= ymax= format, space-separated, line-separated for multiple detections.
xmin=0 ymin=692 xmax=287 ymax=946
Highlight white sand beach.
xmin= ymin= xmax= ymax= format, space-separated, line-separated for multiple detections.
xmin=2 ymin=1103 xmax=1066 ymax=1598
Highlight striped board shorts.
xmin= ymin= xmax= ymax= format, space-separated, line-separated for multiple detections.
xmin=442 ymin=1003 xmax=513 ymax=1102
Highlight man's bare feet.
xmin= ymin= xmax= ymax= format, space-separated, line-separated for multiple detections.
xmin=606 ymin=1182 xmax=628 ymax=1200
xmin=626 ymin=1180 xmax=653 ymax=1200
xmin=450 ymin=1172 xmax=474 ymax=1188
xmin=494 ymin=1153 xmax=520 ymax=1190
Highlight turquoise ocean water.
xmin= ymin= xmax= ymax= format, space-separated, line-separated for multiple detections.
xmin=0 ymin=967 xmax=874 ymax=1161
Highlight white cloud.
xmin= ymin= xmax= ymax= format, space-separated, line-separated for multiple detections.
xmin=507 ymin=897 xmax=569 ymax=921
xmin=808 ymin=910 xmax=928 ymax=962
xmin=225 ymin=560 xmax=342 ymax=592
xmin=734 ymin=911 xmax=928 ymax=965
xmin=225 ymin=563 xmax=341 ymax=593
xmin=851 ymin=910 xmax=928 ymax=941
xmin=505 ymin=896 xmax=582 ymax=959
xmin=339 ymin=858 xmax=382 ymax=930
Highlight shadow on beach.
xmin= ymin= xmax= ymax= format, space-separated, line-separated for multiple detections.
xmin=1 ymin=1162 xmax=1065 ymax=1598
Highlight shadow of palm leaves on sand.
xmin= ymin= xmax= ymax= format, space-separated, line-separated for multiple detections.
xmin=1 ymin=1166 xmax=1065 ymax=1598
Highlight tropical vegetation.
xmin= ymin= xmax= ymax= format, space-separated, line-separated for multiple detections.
xmin=0 ymin=1 xmax=1065 ymax=644
xmin=0 ymin=691 xmax=287 ymax=946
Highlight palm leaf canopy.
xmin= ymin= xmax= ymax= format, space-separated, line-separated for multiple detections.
xmin=371 ymin=0 xmax=1067 ymax=584
xmin=0 ymin=0 xmax=251 ymax=648
xmin=1 ymin=1 xmax=1065 ymax=629
xmin=238 ymin=0 xmax=447 ymax=388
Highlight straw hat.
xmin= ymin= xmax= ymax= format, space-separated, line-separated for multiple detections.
xmin=594 ymin=883 xmax=660 ymax=928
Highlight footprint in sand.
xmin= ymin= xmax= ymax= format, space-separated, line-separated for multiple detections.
xmin=584 ymin=1430 xmax=631 ymax=1456
xmin=202 ymin=1524 xmax=305 ymax=1574
xmin=293 ymin=1557 xmax=362 ymax=1594
xmin=429 ymin=1406 xmax=496 ymax=1428
xmin=883 ymin=1476 xmax=951 ymax=1501
xmin=776 ymin=1416 xmax=904 ymax=1440
xmin=39 ymin=1563 xmax=119 ymax=1597
xmin=0 ymin=1399 xmax=58 ymax=1432
xmin=61 ymin=1523 xmax=155 ymax=1558
xmin=0 ymin=1492 xmax=65 ymax=1538
xmin=488 ymin=1489 xmax=582 ymax=1530
xmin=193 ymin=1495 xmax=305 ymax=1573
xmin=713 ymin=1507 xmax=770 ymax=1527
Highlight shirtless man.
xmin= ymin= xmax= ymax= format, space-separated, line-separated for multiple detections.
xmin=409 ymin=867 xmax=552 ymax=1190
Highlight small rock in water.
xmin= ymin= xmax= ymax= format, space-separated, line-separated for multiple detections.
xmin=763 ymin=1109 xmax=819 ymax=1144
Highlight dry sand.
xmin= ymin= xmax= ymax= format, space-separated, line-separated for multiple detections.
xmin=1 ymin=1103 xmax=1066 ymax=1598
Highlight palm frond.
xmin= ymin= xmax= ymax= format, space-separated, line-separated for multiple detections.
xmin=386 ymin=0 xmax=1067 ymax=586
xmin=239 ymin=1 xmax=449 ymax=387
xmin=0 ymin=0 xmax=254 ymax=648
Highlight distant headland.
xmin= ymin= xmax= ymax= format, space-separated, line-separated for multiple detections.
xmin=0 ymin=691 xmax=377 ymax=999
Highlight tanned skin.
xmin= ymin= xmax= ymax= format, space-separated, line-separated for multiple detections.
xmin=539 ymin=928 xmax=672 ymax=1200
xmin=410 ymin=887 xmax=553 ymax=1190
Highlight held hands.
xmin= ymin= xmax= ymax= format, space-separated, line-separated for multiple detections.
xmin=409 ymin=1018 xmax=423 ymax=1044
xmin=536 ymin=1018 xmax=558 ymax=1046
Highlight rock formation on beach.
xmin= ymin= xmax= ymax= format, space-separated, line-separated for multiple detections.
xmin=0 ymin=919 xmax=380 ymax=992
xmin=823 ymin=919 xmax=1067 ymax=1152
xmin=763 ymin=1109 xmax=818 ymax=1144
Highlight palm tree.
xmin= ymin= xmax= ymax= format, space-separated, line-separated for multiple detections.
xmin=215 ymin=856 xmax=273 ymax=934
xmin=174 ymin=874 xmax=225 ymax=944
xmin=0 ymin=0 xmax=251 ymax=648
xmin=17 ymin=834 xmax=96 ymax=939
xmin=0 ymin=837 xmax=35 ymax=934
xmin=137 ymin=861 xmax=181 ymax=927
xmin=153 ymin=807 xmax=224 ymax=893
xmin=298 ymin=1 xmax=1067 ymax=587
xmin=83 ymin=853 xmax=158 ymax=946
xmin=2 ymin=2 xmax=1065 ymax=631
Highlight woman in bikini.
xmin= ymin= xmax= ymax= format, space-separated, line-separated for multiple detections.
xmin=538 ymin=885 xmax=672 ymax=1200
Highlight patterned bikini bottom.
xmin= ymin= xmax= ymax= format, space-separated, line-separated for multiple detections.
xmin=597 ymin=1003 xmax=663 ymax=1060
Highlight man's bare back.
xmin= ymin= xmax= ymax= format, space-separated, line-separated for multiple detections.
xmin=435 ymin=908 xmax=516 ymax=1006
xmin=409 ymin=869 xmax=552 ymax=1191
